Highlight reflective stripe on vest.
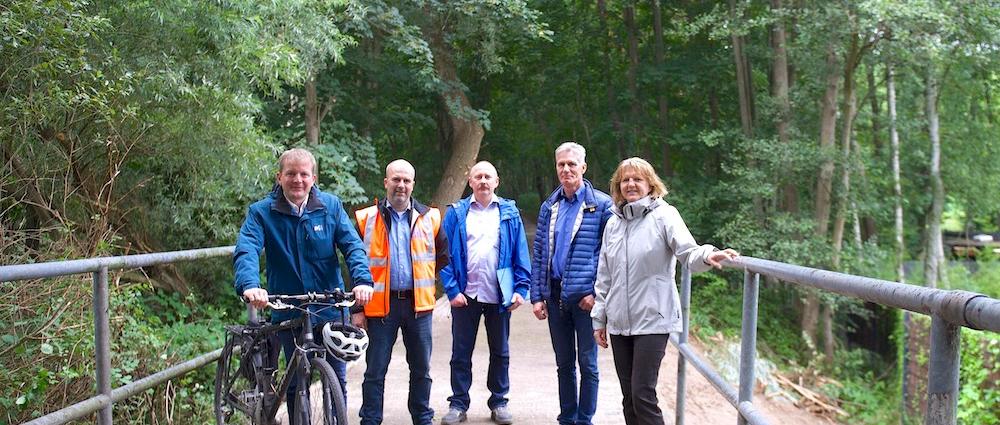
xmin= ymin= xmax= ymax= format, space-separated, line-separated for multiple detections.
xmin=355 ymin=204 xmax=441 ymax=317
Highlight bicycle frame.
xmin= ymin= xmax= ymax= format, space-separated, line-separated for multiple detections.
xmin=245 ymin=295 xmax=349 ymax=424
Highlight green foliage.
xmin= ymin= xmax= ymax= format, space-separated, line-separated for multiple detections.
xmin=0 ymin=277 xmax=230 ymax=424
xmin=946 ymin=258 xmax=1000 ymax=299
xmin=958 ymin=329 xmax=1000 ymax=424
xmin=820 ymin=348 xmax=901 ymax=424
xmin=689 ymin=271 xmax=809 ymax=366
xmin=4 ymin=0 xmax=1000 ymax=422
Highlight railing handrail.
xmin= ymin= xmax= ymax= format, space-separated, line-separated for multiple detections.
xmin=670 ymin=256 xmax=999 ymax=425
xmin=5 ymin=246 xmax=235 ymax=425
xmin=9 ymin=250 xmax=999 ymax=424
xmin=0 ymin=246 xmax=235 ymax=282
xmin=734 ymin=257 xmax=1000 ymax=332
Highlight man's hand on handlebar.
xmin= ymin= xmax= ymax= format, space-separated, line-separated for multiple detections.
xmin=243 ymin=287 xmax=269 ymax=309
xmin=352 ymin=285 xmax=374 ymax=306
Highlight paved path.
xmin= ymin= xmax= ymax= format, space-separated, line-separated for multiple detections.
xmin=339 ymin=298 xmax=825 ymax=425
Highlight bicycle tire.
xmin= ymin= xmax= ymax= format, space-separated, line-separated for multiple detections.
xmin=295 ymin=356 xmax=347 ymax=425
xmin=214 ymin=332 xmax=264 ymax=425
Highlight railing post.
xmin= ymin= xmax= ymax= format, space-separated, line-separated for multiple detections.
xmin=93 ymin=266 xmax=112 ymax=425
xmin=924 ymin=315 xmax=960 ymax=425
xmin=737 ymin=271 xmax=759 ymax=425
xmin=676 ymin=264 xmax=692 ymax=425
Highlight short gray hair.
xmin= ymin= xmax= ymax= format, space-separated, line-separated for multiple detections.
xmin=555 ymin=141 xmax=586 ymax=164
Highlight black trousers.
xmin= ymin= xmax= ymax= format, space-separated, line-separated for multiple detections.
xmin=609 ymin=333 xmax=669 ymax=425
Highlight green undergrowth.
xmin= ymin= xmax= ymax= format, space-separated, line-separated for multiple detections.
xmin=688 ymin=261 xmax=1000 ymax=425
xmin=688 ymin=270 xmax=899 ymax=424
xmin=1 ymin=279 xmax=234 ymax=424
xmin=689 ymin=270 xmax=808 ymax=365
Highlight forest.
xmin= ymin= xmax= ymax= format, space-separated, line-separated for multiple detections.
xmin=2 ymin=0 xmax=999 ymax=423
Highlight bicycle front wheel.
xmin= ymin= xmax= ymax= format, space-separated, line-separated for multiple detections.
xmin=295 ymin=357 xmax=347 ymax=425
xmin=215 ymin=333 xmax=263 ymax=425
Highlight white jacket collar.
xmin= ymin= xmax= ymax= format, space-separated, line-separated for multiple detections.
xmin=614 ymin=196 xmax=660 ymax=220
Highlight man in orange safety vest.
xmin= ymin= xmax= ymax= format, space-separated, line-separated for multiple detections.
xmin=354 ymin=159 xmax=449 ymax=425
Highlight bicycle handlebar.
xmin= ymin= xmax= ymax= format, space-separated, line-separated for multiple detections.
xmin=244 ymin=289 xmax=357 ymax=311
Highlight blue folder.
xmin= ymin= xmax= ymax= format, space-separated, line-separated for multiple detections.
xmin=497 ymin=267 xmax=515 ymax=308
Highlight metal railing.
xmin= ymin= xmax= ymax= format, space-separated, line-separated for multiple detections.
xmin=671 ymin=256 xmax=1000 ymax=425
xmin=0 ymin=247 xmax=235 ymax=425
xmin=7 ymin=248 xmax=1000 ymax=424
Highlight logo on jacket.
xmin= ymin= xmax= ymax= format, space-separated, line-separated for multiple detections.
xmin=314 ymin=224 xmax=324 ymax=232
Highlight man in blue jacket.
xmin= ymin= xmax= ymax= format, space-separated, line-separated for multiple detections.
xmin=440 ymin=161 xmax=531 ymax=425
xmin=233 ymin=148 xmax=374 ymax=422
xmin=529 ymin=142 xmax=613 ymax=425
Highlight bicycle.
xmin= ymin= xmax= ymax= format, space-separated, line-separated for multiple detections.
xmin=214 ymin=289 xmax=368 ymax=425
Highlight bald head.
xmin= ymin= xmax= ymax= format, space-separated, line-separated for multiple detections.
xmin=384 ymin=159 xmax=416 ymax=212
xmin=386 ymin=159 xmax=415 ymax=178
xmin=468 ymin=161 xmax=500 ymax=206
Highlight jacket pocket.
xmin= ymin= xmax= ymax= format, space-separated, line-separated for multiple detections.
xmin=304 ymin=216 xmax=335 ymax=259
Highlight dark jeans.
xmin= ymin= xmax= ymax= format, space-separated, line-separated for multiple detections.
xmin=360 ymin=297 xmax=434 ymax=425
xmin=609 ymin=333 xmax=669 ymax=425
xmin=277 ymin=326 xmax=347 ymax=424
xmin=547 ymin=285 xmax=599 ymax=425
xmin=448 ymin=296 xmax=511 ymax=411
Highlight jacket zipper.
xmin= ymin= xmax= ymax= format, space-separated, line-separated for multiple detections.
xmin=624 ymin=218 xmax=633 ymax=336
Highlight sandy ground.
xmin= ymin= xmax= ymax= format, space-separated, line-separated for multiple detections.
xmin=329 ymin=298 xmax=828 ymax=425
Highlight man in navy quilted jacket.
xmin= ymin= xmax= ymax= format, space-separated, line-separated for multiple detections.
xmin=529 ymin=142 xmax=613 ymax=425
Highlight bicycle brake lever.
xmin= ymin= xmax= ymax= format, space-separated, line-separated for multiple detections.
xmin=268 ymin=300 xmax=294 ymax=310
xmin=333 ymin=300 xmax=356 ymax=308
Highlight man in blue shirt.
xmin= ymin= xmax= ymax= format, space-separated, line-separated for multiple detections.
xmin=234 ymin=148 xmax=375 ymax=422
xmin=440 ymin=161 xmax=531 ymax=425
xmin=529 ymin=142 xmax=613 ymax=425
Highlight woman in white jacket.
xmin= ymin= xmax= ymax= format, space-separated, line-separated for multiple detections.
xmin=591 ymin=157 xmax=738 ymax=425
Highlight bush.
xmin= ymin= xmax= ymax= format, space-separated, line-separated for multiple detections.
xmin=1 ymin=277 xmax=231 ymax=424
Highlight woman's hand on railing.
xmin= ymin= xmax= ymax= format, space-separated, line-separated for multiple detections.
xmin=705 ymin=248 xmax=740 ymax=269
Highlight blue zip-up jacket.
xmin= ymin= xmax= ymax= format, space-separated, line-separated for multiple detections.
xmin=529 ymin=179 xmax=613 ymax=305
xmin=440 ymin=195 xmax=532 ymax=309
xmin=233 ymin=186 xmax=373 ymax=323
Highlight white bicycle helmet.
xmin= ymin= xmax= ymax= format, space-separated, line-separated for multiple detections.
xmin=321 ymin=322 xmax=369 ymax=361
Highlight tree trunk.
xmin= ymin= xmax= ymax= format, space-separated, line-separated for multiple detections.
xmin=985 ymin=72 xmax=995 ymax=124
xmin=731 ymin=0 xmax=754 ymax=137
xmin=804 ymin=47 xmax=841 ymax=348
xmin=651 ymin=0 xmax=672 ymax=176
xmin=832 ymin=90 xmax=857 ymax=270
xmin=709 ymin=85 xmax=720 ymax=128
xmin=598 ymin=0 xmax=625 ymax=158
xmin=730 ymin=0 xmax=760 ymax=215
xmin=801 ymin=292 xmax=820 ymax=353
xmin=814 ymin=47 xmax=841 ymax=240
xmin=831 ymin=37 xmax=863 ymax=268
xmin=868 ymin=67 xmax=883 ymax=156
xmin=424 ymin=22 xmax=485 ymax=208
xmin=2 ymin=142 xmax=59 ymax=225
xmin=771 ymin=0 xmax=797 ymax=212
xmin=822 ymin=302 xmax=835 ymax=364
xmin=888 ymin=64 xmax=905 ymax=283
xmin=624 ymin=2 xmax=640 ymax=154
xmin=924 ymin=67 xmax=946 ymax=289
xmin=853 ymin=132 xmax=878 ymax=243
xmin=305 ymin=76 xmax=320 ymax=145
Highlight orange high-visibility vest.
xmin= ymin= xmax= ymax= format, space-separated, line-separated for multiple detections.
xmin=355 ymin=203 xmax=441 ymax=317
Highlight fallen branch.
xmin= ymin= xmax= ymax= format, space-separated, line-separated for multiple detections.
xmin=775 ymin=373 xmax=849 ymax=417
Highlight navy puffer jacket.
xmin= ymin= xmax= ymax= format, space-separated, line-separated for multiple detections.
xmin=529 ymin=180 xmax=613 ymax=305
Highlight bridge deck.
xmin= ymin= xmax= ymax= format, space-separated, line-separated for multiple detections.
xmin=335 ymin=298 xmax=824 ymax=425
